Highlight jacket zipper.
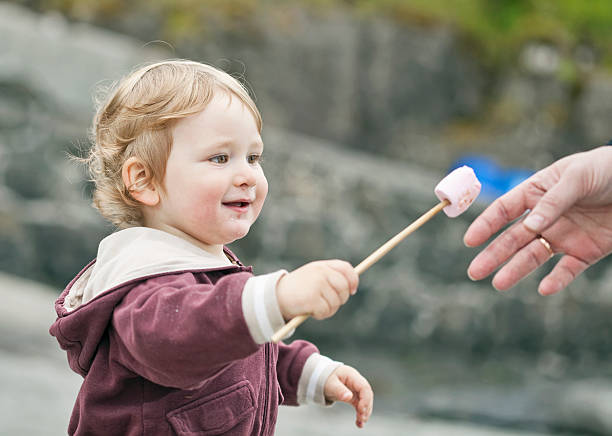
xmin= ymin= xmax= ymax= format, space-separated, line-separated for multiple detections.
xmin=260 ymin=343 xmax=270 ymax=435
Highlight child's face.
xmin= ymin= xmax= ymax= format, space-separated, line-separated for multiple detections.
xmin=154 ymin=92 xmax=267 ymax=250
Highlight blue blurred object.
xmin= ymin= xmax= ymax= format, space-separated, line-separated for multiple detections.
xmin=450 ymin=155 xmax=534 ymax=202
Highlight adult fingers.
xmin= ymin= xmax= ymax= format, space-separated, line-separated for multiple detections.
xmin=538 ymin=254 xmax=589 ymax=296
xmin=522 ymin=169 xmax=582 ymax=234
xmin=467 ymin=218 xmax=536 ymax=281
xmin=464 ymin=178 xmax=535 ymax=248
xmin=491 ymin=237 xmax=556 ymax=291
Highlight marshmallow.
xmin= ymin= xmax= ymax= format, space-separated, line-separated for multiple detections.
xmin=434 ymin=166 xmax=481 ymax=217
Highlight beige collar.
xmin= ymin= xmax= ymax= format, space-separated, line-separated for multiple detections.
xmin=64 ymin=227 xmax=234 ymax=311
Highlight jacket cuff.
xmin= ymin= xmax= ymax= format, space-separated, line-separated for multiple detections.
xmin=242 ymin=270 xmax=290 ymax=344
xmin=296 ymin=353 xmax=343 ymax=406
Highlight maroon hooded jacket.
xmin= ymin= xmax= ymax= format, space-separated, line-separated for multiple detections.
xmin=50 ymin=227 xmax=341 ymax=435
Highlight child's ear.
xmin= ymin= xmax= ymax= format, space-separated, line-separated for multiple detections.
xmin=122 ymin=157 xmax=160 ymax=206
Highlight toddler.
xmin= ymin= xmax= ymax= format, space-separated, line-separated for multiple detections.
xmin=50 ymin=59 xmax=373 ymax=435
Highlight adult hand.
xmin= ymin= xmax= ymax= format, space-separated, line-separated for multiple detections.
xmin=464 ymin=146 xmax=612 ymax=295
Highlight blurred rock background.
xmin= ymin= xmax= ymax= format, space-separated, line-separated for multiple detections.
xmin=1 ymin=1 xmax=612 ymax=434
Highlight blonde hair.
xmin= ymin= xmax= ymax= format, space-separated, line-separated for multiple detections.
xmin=85 ymin=59 xmax=262 ymax=228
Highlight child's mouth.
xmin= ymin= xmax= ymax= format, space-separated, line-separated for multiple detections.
xmin=223 ymin=201 xmax=250 ymax=210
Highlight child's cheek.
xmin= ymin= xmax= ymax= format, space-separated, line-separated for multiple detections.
xmin=255 ymin=174 xmax=269 ymax=213
xmin=195 ymin=188 xmax=226 ymax=221
xmin=255 ymin=187 xmax=267 ymax=215
xmin=173 ymin=177 xmax=222 ymax=224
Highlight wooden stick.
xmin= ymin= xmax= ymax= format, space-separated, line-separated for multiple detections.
xmin=270 ymin=199 xmax=450 ymax=343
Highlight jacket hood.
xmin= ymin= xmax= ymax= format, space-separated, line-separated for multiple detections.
xmin=49 ymin=227 xmax=238 ymax=377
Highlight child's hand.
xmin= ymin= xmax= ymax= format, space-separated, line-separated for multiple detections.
xmin=276 ymin=260 xmax=358 ymax=320
xmin=324 ymin=365 xmax=373 ymax=428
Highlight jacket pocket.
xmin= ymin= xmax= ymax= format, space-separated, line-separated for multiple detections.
xmin=167 ymin=381 xmax=256 ymax=435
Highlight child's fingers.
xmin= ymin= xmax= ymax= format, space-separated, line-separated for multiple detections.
xmin=325 ymin=376 xmax=353 ymax=402
xmin=325 ymin=366 xmax=374 ymax=427
xmin=336 ymin=368 xmax=373 ymax=427
xmin=312 ymin=266 xmax=354 ymax=319
xmin=311 ymin=290 xmax=337 ymax=319
xmin=325 ymin=267 xmax=354 ymax=304
xmin=351 ymin=379 xmax=373 ymax=427
xmin=325 ymin=260 xmax=359 ymax=295
xmin=311 ymin=271 xmax=348 ymax=319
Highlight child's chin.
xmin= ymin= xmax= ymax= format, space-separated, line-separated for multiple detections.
xmin=223 ymin=227 xmax=251 ymax=243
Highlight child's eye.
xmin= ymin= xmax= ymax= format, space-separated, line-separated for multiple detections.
xmin=248 ymin=154 xmax=262 ymax=164
xmin=209 ymin=154 xmax=229 ymax=164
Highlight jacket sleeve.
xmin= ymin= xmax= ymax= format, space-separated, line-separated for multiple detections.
xmin=276 ymin=341 xmax=342 ymax=406
xmin=110 ymin=270 xmax=289 ymax=389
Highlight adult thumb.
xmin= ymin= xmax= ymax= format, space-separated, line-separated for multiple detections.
xmin=523 ymin=174 xmax=582 ymax=234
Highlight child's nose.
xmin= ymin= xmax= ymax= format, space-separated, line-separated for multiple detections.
xmin=233 ymin=161 xmax=257 ymax=187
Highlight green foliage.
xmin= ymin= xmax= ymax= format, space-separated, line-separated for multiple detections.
xmin=19 ymin=0 xmax=612 ymax=68
xmin=346 ymin=0 xmax=612 ymax=68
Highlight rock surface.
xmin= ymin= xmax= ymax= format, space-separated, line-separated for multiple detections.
xmin=1 ymin=5 xmax=612 ymax=434
xmin=1 ymin=0 xmax=612 ymax=362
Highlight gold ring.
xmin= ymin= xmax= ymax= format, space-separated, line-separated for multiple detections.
xmin=537 ymin=236 xmax=554 ymax=258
